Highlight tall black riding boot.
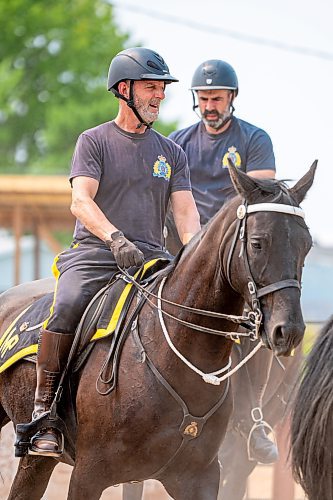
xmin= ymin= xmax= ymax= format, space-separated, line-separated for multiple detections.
xmin=232 ymin=342 xmax=278 ymax=464
xmin=30 ymin=329 xmax=73 ymax=457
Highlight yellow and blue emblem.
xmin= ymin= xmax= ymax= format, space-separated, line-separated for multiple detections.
xmin=153 ymin=155 xmax=171 ymax=181
xmin=222 ymin=146 xmax=241 ymax=168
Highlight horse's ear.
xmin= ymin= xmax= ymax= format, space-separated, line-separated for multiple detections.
xmin=228 ymin=159 xmax=259 ymax=201
xmin=289 ymin=160 xmax=317 ymax=204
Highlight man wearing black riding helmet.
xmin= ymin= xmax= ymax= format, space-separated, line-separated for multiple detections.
xmin=166 ymin=59 xmax=278 ymax=465
xmin=167 ymin=59 xmax=276 ymax=245
xmin=24 ymin=47 xmax=200 ymax=457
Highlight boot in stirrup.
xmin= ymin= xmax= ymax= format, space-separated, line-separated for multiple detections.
xmin=30 ymin=329 xmax=73 ymax=457
xmin=240 ymin=407 xmax=279 ymax=464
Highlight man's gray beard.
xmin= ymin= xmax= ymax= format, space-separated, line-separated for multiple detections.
xmin=134 ymin=96 xmax=159 ymax=123
xmin=201 ymin=111 xmax=230 ymax=129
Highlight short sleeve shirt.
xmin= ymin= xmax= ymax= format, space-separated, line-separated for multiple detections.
xmin=70 ymin=121 xmax=191 ymax=248
xmin=169 ymin=117 xmax=275 ymax=225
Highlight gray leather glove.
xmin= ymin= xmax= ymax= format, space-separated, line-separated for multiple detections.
xmin=106 ymin=231 xmax=144 ymax=268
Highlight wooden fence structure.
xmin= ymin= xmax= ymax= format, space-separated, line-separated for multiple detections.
xmin=0 ymin=175 xmax=74 ymax=284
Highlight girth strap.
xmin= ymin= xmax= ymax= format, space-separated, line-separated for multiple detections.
xmin=257 ymin=279 xmax=300 ymax=298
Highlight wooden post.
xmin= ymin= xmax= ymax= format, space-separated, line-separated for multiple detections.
xmin=31 ymin=208 xmax=63 ymax=255
xmin=33 ymin=219 xmax=41 ymax=280
xmin=13 ymin=204 xmax=23 ymax=285
xmin=272 ymin=417 xmax=295 ymax=500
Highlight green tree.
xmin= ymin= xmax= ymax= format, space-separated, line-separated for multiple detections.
xmin=0 ymin=1 xmax=178 ymax=174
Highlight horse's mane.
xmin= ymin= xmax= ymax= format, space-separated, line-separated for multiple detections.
xmin=291 ymin=315 xmax=333 ymax=499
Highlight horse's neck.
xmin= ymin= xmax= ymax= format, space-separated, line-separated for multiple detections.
xmin=168 ymin=221 xmax=241 ymax=317
xmin=169 ymin=251 xmax=224 ymax=313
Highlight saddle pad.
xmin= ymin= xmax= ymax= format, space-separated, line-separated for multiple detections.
xmin=0 ymin=294 xmax=52 ymax=374
xmin=0 ymin=259 xmax=165 ymax=374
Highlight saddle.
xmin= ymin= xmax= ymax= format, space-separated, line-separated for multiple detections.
xmin=0 ymin=259 xmax=170 ymax=374
xmin=13 ymin=258 xmax=173 ymax=457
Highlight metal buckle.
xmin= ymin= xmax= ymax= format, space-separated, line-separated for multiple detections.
xmin=251 ymin=407 xmax=263 ymax=423
xmin=247 ymin=309 xmax=262 ymax=341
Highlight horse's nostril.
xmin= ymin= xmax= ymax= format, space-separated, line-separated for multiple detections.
xmin=272 ymin=323 xmax=305 ymax=351
xmin=272 ymin=325 xmax=286 ymax=346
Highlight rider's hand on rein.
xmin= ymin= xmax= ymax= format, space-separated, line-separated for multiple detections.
xmin=106 ymin=231 xmax=144 ymax=268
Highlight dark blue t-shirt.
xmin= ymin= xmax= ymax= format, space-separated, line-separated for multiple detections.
xmin=70 ymin=121 xmax=191 ymax=249
xmin=169 ymin=117 xmax=275 ymax=225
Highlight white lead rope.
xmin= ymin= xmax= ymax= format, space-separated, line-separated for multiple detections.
xmin=157 ymin=278 xmax=263 ymax=386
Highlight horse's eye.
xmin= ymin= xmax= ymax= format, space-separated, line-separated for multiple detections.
xmin=250 ymin=240 xmax=262 ymax=250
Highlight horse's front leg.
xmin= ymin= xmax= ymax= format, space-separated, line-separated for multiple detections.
xmin=68 ymin=452 xmax=117 ymax=500
xmin=8 ymin=454 xmax=58 ymax=500
xmin=162 ymin=459 xmax=221 ymax=500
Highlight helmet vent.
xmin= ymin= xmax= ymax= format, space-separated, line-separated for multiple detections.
xmin=147 ymin=60 xmax=162 ymax=71
xmin=203 ymin=68 xmax=217 ymax=76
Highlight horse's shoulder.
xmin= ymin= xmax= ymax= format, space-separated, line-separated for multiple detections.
xmin=0 ymin=278 xmax=55 ymax=332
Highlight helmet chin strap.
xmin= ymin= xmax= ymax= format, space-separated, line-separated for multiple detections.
xmin=114 ymin=80 xmax=153 ymax=129
xmin=191 ymin=89 xmax=236 ymax=132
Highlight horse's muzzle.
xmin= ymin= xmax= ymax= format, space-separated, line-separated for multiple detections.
xmin=270 ymin=322 xmax=305 ymax=357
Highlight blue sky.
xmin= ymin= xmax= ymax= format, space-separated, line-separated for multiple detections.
xmin=112 ymin=0 xmax=333 ymax=246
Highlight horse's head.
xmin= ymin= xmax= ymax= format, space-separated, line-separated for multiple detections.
xmin=224 ymin=161 xmax=316 ymax=356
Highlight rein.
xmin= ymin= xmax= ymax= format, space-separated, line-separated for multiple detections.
xmin=119 ymin=202 xmax=304 ymax=343
xmin=120 ymin=268 xmax=252 ymax=325
xmin=120 ymin=270 xmax=257 ymax=338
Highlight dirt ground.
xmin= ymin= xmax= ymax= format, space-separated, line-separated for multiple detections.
xmin=0 ymin=424 xmax=305 ymax=500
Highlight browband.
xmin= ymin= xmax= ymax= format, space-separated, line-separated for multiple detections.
xmin=237 ymin=203 xmax=305 ymax=220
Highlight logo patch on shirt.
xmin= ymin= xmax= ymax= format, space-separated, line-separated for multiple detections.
xmin=222 ymin=146 xmax=241 ymax=168
xmin=153 ymin=155 xmax=171 ymax=181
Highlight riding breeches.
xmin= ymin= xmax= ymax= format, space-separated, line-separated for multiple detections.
xmin=44 ymin=240 xmax=171 ymax=335
xmin=44 ymin=242 xmax=119 ymax=334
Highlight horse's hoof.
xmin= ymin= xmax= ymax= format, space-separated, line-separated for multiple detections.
xmin=30 ymin=428 xmax=63 ymax=457
xmin=249 ymin=427 xmax=279 ymax=464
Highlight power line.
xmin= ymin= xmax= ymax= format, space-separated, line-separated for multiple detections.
xmin=109 ymin=2 xmax=333 ymax=61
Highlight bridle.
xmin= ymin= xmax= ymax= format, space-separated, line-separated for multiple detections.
xmin=225 ymin=201 xmax=304 ymax=345
xmin=120 ymin=200 xmax=305 ymax=343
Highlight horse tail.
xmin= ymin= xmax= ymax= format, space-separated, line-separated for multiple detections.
xmin=291 ymin=315 xmax=333 ymax=500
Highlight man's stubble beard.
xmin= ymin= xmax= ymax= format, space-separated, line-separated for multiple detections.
xmin=201 ymin=109 xmax=230 ymax=130
xmin=134 ymin=95 xmax=159 ymax=123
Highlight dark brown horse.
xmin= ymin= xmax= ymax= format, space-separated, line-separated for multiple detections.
xmin=0 ymin=163 xmax=315 ymax=500
xmin=291 ymin=315 xmax=333 ymax=500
